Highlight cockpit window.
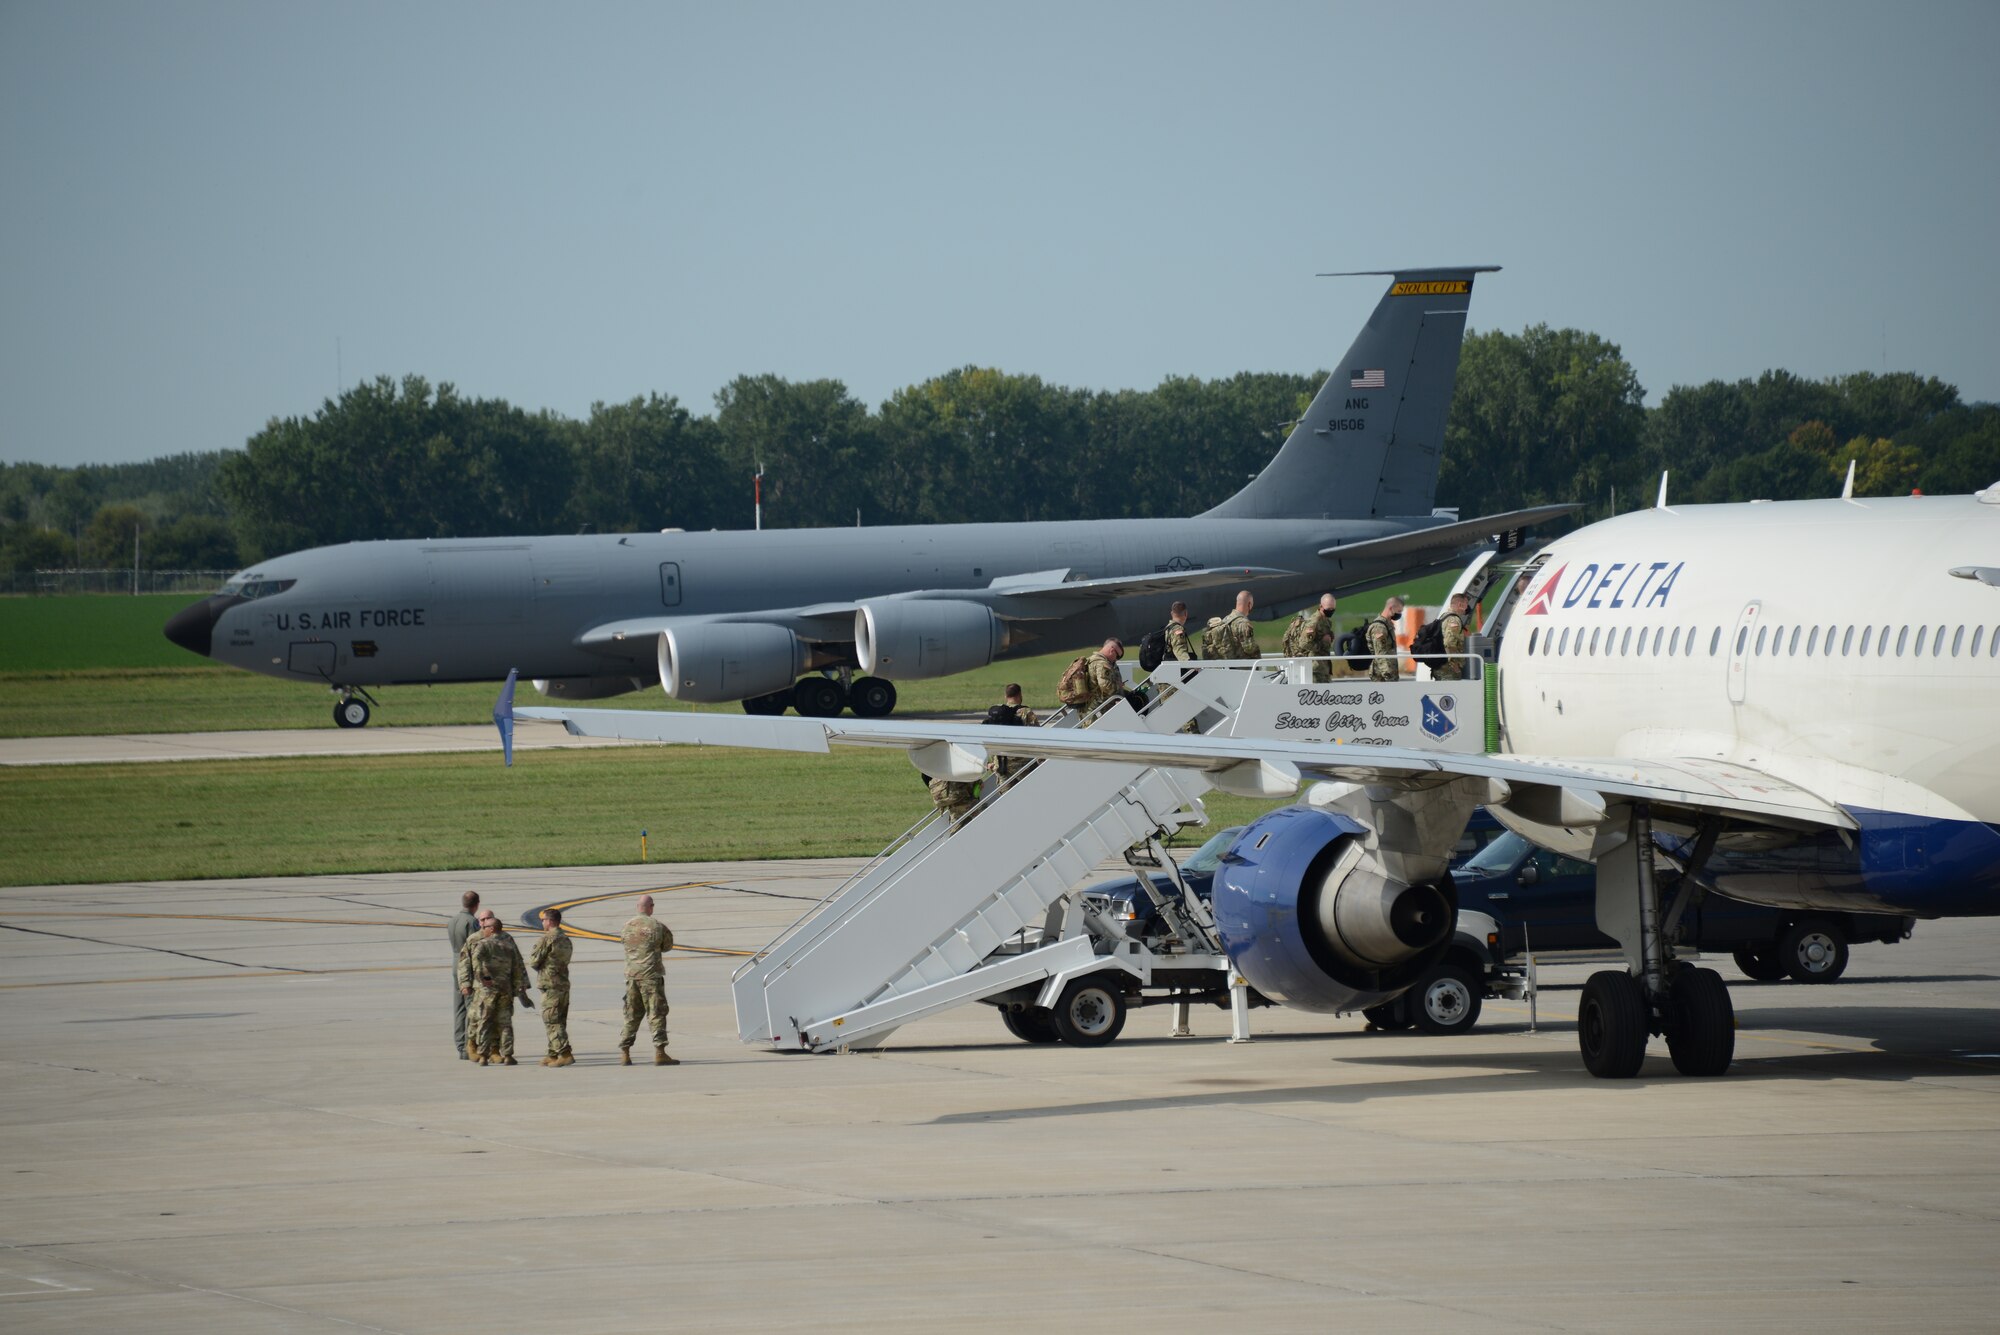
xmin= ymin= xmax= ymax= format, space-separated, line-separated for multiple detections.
xmin=1462 ymin=831 xmax=1531 ymax=875
xmin=223 ymin=578 xmax=296 ymax=600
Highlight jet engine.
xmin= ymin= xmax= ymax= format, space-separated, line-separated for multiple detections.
xmin=659 ymin=623 xmax=806 ymax=703
xmin=533 ymin=676 xmax=649 ymax=701
xmin=1211 ymin=805 xmax=1456 ymax=1012
xmin=854 ymin=599 xmax=1004 ymax=680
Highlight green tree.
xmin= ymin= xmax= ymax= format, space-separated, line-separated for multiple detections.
xmin=568 ymin=394 xmax=727 ymax=533
xmin=714 ymin=376 xmax=881 ymax=528
xmin=82 ymin=504 xmax=146 ymax=568
xmin=1904 ymin=405 xmax=2000 ymax=496
xmin=1439 ymin=325 xmax=1646 ymax=519
xmin=0 ymin=523 xmax=73 ymax=573
xmin=145 ymin=515 xmax=239 ymax=570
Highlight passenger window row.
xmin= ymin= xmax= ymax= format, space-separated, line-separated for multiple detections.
xmin=1523 ymin=622 xmax=2000 ymax=661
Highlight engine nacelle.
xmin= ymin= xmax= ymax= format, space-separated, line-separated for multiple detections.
xmin=533 ymin=676 xmax=648 ymax=701
xmin=1211 ymin=806 xmax=1456 ymax=1013
xmin=658 ymin=623 xmax=806 ymax=703
xmin=854 ymin=599 xmax=1004 ymax=679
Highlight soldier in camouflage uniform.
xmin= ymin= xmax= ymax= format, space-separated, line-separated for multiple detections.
xmin=927 ymin=775 xmax=979 ymax=821
xmin=449 ymin=890 xmax=480 ymax=1060
xmin=458 ymin=911 xmax=530 ymax=1066
xmin=1282 ymin=593 xmax=1339 ymax=683
xmin=1164 ymin=602 xmax=1197 ymax=665
xmin=1365 ymin=596 xmax=1407 ymax=682
xmin=1432 ymin=593 xmax=1471 ymax=681
xmin=530 ymin=906 xmax=574 ymax=1066
xmin=1059 ymin=639 xmax=1126 ymax=714
xmin=618 ymin=894 xmax=678 ymax=1066
xmin=1217 ymin=590 xmax=1260 ymax=661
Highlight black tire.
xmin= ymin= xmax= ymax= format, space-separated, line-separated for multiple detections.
xmin=1731 ymin=947 xmax=1785 ymax=981
xmin=740 ymin=690 xmax=790 ymax=717
xmin=792 ymin=676 xmax=847 ymax=718
xmin=1578 ymin=970 xmax=1650 ymax=1079
xmin=1050 ymin=976 xmax=1128 ymax=1047
xmin=1000 ymin=1006 xmax=1062 ymax=1044
xmin=1363 ymin=997 xmax=1412 ymax=1031
xmin=1410 ymin=965 xmax=1483 ymax=1036
xmin=1780 ymin=918 xmax=1849 ymax=983
xmin=850 ymin=676 xmax=897 ymax=718
xmin=333 ymin=698 xmax=370 ymax=728
xmin=1664 ymin=964 xmax=1735 ymax=1076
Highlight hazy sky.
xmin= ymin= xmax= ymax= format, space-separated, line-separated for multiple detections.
xmin=3 ymin=1 xmax=1995 ymax=466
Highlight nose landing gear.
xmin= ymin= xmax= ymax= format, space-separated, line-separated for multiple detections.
xmin=332 ymin=686 xmax=379 ymax=728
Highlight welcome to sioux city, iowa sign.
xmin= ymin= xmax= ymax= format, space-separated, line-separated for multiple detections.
xmin=1231 ymin=678 xmax=1483 ymax=753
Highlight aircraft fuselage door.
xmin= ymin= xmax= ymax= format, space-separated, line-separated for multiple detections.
xmin=1726 ymin=599 xmax=1761 ymax=704
xmin=659 ymin=562 xmax=682 ymax=608
xmin=289 ymin=640 xmax=336 ymax=678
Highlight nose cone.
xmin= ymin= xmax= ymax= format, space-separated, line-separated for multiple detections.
xmin=163 ymin=594 xmax=238 ymax=659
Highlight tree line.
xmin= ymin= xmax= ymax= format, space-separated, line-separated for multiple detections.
xmin=4 ymin=326 xmax=1996 ymax=574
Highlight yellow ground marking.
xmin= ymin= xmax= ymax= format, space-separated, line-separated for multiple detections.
xmin=531 ymin=882 xmax=753 ymax=954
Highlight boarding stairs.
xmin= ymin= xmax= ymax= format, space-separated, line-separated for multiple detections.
xmin=731 ymin=684 xmax=1220 ymax=1051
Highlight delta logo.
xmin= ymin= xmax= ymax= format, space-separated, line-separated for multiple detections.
xmin=1521 ymin=560 xmax=1685 ymax=614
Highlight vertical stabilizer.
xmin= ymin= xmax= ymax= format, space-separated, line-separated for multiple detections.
xmin=1203 ymin=266 xmax=1496 ymax=521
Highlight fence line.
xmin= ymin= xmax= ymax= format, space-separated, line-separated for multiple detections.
xmin=2 ymin=569 xmax=233 ymax=596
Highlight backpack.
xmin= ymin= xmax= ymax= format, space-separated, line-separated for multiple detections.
xmin=1056 ymin=655 xmax=1093 ymax=706
xmin=983 ymin=703 xmax=1024 ymax=727
xmin=1137 ymin=626 xmax=1168 ymax=672
xmin=1199 ymin=616 xmax=1229 ymax=659
xmin=1337 ymin=628 xmax=1370 ymax=671
xmin=1281 ymin=611 xmax=1309 ymax=656
xmin=1411 ymin=615 xmax=1447 ymax=663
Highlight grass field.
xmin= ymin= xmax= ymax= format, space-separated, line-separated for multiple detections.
xmin=0 ymin=746 xmax=1292 ymax=886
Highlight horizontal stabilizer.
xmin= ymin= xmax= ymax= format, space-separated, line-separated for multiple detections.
xmin=1318 ymin=503 xmax=1578 ymax=562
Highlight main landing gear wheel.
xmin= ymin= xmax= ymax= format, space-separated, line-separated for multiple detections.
xmin=333 ymin=697 xmax=371 ymax=728
xmin=1780 ymin=918 xmax=1849 ymax=983
xmin=741 ymin=690 xmax=791 ymax=717
xmin=792 ymin=676 xmax=847 ymax=718
xmin=1732 ymin=947 xmax=1786 ymax=981
xmin=1000 ymin=1006 xmax=1062 ymax=1044
xmin=1410 ymin=965 xmax=1482 ymax=1036
xmin=1051 ymin=976 xmax=1128 ymax=1047
xmin=1663 ymin=965 xmax=1735 ymax=1076
xmin=849 ymin=676 xmax=897 ymax=718
xmin=1363 ymin=997 xmax=1413 ymax=1031
xmin=1578 ymin=970 xmax=1650 ymax=1078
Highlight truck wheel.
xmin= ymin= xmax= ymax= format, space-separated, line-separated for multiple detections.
xmin=1000 ymin=1006 xmax=1061 ymax=1044
xmin=1663 ymin=965 xmax=1735 ymax=1076
xmin=1051 ymin=976 xmax=1127 ymax=1047
xmin=1780 ymin=919 xmax=1849 ymax=983
xmin=1578 ymin=970 xmax=1649 ymax=1078
xmin=1731 ymin=947 xmax=1785 ymax=981
xmin=1363 ymin=997 xmax=1412 ymax=1031
xmin=1411 ymin=965 xmax=1482 ymax=1036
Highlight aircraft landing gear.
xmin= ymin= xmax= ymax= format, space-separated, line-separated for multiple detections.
xmin=331 ymin=687 xmax=376 ymax=729
xmin=741 ymin=690 xmax=791 ymax=717
xmin=1583 ymin=803 xmax=1734 ymax=1078
xmin=849 ymin=676 xmax=897 ymax=718
xmin=792 ymin=674 xmax=847 ymax=719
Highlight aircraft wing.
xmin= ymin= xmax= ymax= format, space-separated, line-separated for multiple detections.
xmin=509 ymin=704 xmax=1854 ymax=833
xmin=1318 ymin=503 xmax=1580 ymax=562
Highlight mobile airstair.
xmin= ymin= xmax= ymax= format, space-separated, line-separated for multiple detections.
xmin=730 ymin=656 xmax=1487 ymax=1051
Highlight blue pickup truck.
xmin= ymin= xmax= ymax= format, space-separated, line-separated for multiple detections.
xmin=1364 ymin=826 xmax=1917 ymax=1036
xmin=1093 ymin=815 xmax=1914 ymax=1039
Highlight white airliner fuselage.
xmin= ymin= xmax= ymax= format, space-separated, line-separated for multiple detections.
xmin=1494 ymin=490 xmax=2000 ymax=917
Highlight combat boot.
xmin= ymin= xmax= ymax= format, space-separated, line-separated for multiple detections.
xmin=619 ymin=1047 xmax=632 ymax=1066
xmin=464 ymin=1037 xmax=478 ymax=1061
xmin=539 ymin=1055 xmax=557 ymax=1066
xmin=475 ymin=1052 xmax=490 ymax=1066
xmin=500 ymin=1055 xmax=518 ymax=1066
xmin=556 ymin=1051 xmax=575 ymax=1067
xmin=654 ymin=1045 xmax=678 ymax=1067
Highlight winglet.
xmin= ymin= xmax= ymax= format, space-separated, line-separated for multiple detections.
xmin=1841 ymin=459 xmax=1857 ymax=500
xmin=493 ymin=668 xmax=518 ymax=767
xmin=1655 ymin=471 xmax=1670 ymax=509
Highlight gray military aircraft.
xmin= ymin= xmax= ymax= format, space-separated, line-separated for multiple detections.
xmin=164 ymin=265 xmax=1573 ymax=727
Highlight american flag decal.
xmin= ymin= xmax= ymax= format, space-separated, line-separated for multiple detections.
xmin=1350 ymin=368 xmax=1385 ymax=389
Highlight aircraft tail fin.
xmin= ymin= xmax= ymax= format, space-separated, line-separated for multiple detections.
xmin=1202 ymin=266 xmax=1496 ymax=522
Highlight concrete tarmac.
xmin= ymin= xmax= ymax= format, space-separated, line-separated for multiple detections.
xmin=0 ymin=721 xmax=631 ymax=766
xmin=2 ymin=861 xmax=1997 ymax=1333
